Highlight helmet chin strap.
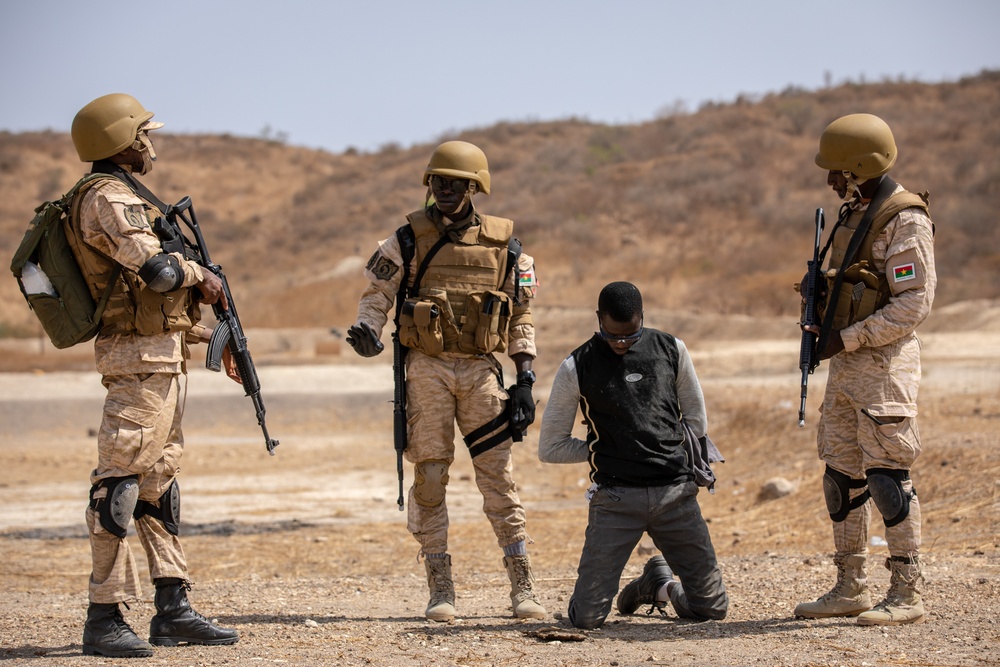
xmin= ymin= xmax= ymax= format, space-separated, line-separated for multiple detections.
xmin=131 ymin=130 xmax=156 ymax=176
xmin=842 ymin=170 xmax=868 ymax=201
xmin=429 ymin=180 xmax=477 ymax=219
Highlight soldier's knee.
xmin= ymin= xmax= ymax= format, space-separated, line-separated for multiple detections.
xmin=413 ymin=460 xmax=450 ymax=507
xmin=866 ymin=468 xmax=913 ymax=527
xmin=89 ymin=476 xmax=139 ymax=538
xmin=823 ymin=465 xmax=870 ymax=522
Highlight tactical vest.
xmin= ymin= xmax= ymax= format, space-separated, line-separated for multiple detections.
xmin=572 ymin=329 xmax=688 ymax=487
xmin=399 ymin=209 xmax=514 ymax=355
xmin=822 ymin=188 xmax=929 ymax=330
xmin=67 ymin=177 xmax=199 ymax=336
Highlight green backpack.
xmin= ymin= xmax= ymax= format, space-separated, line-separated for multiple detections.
xmin=10 ymin=173 xmax=121 ymax=349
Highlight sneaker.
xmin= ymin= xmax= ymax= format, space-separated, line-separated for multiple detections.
xmin=617 ymin=556 xmax=673 ymax=615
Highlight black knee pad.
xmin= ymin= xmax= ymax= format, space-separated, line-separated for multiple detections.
xmin=866 ymin=468 xmax=912 ymax=528
xmin=90 ymin=476 xmax=139 ymax=538
xmin=822 ymin=465 xmax=870 ymax=522
xmin=133 ymin=480 xmax=181 ymax=535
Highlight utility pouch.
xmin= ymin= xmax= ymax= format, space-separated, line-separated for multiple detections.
xmin=398 ymin=298 xmax=444 ymax=356
xmin=827 ymin=261 xmax=887 ymax=330
xmin=458 ymin=290 xmax=511 ymax=354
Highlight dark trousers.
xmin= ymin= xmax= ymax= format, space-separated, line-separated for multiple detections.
xmin=568 ymin=481 xmax=728 ymax=629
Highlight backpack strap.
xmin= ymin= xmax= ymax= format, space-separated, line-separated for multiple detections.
xmin=65 ymin=173 xmax=124 ymax=324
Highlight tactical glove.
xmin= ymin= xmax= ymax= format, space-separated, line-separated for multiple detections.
xmin=509 ymin=378 xmax=536 ymax=433
xmin=346 ymin=323 xmax=384 ymax=357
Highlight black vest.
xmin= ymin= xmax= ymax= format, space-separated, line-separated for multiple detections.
xmin=571 ymin=329 xmax=689 ymax=487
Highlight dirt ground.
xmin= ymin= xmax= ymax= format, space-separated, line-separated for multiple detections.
xmin=1 ymin=306 xmax=998 ymax=666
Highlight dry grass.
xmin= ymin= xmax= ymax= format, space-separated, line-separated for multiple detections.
xmin=2 ymin=73 xmax=1000 ymax=335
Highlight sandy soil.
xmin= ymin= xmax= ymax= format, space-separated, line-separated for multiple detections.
xmin=1 ymin=310 xmax=998 ymax=666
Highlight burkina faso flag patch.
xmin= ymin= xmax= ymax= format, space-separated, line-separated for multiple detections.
xmin=893 ymin=263 xmax=916 ymax=282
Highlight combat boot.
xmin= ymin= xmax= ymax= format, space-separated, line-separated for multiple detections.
xmin=502 ymin=555 xmax=546 ymax=619
xmin=148 ymin=578 xmax=239 ymax=646
xmin=794 ymin=553 xmax=872 ymax=618
xmin=617 ymin=555 xmax=674 ymax=615
xmin=424 ymin=556 xmax=456 ymax=622
xmin=82 ymin=602 xmax=154 ymax=658
xmin=857 ymin=556 xmax=925 ymax=625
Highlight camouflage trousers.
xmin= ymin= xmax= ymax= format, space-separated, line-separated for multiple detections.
xmin=404 ymin=351 xmax=527 ymax=555
xmin=817 ymin=333 xmax=922 ymax=556
xmin=87 ymin=372 xmax=188 ymax=604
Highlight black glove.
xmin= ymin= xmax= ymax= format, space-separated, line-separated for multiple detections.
xmin=509 ymin=376 xmax=536 ymax=433
xmin=346 ymin=323 xmax=384 ymax=357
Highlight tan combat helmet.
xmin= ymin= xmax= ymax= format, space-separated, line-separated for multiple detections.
xmin=815 ymin=113 xmax=897 ymax=179
xmin=423 ymin=141 xmax=491 ymax=194
xmin=71 ymin=93 xmax=162 ymax=162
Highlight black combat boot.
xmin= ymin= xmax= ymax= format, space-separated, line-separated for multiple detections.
xmin=82 ymin=602 xmax=154 ymax=658
xmin=148 ymin=578 xmax=239 ymax=646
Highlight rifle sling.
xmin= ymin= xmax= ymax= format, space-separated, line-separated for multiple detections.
xmin=392 ymin=224 xmax=451 ymax=325
xmin=90 ymin=161 xmax=170 ymax=214
xmin=817 ymin=176 xmax=897 ymax=354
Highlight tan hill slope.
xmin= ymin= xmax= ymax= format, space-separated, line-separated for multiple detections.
xmin=1 ymin=71 xmax=998 ymax=335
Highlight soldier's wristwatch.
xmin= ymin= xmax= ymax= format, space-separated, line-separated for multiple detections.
xmin=516 ymin=370 xmax=536 ymax=385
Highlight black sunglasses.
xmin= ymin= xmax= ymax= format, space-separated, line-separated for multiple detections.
xmin=430 ymin=175 xmax=470 ymax=193
xmin=598 ymin=317 xmax=644 ymax=345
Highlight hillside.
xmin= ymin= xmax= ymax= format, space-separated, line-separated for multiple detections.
xmin=2 ymin=72 xmax=999 ymax=335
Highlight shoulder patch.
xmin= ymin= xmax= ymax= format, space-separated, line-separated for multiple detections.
xmin=892 ymin=263 xmax=915 ymax=283
xmin=123 ymin=204 xmax=149 ymax=230
xmin=366 ymin=250 xmax=399 ymax=282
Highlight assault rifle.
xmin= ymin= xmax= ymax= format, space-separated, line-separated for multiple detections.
xmin=798 ymin=208 xmax=825 ymax=427
xmin=391 ymin=331 xmax=407 ymax=510
xmin=164 ymin=196 xmax=280 ymax=456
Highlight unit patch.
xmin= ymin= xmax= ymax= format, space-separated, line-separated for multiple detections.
xmin=892 ymin=263 xmax=916 ymax=283
xmin=366 ymin=251 xmax=399 ymax=282
xmin=625 ymin=373 xmax=643 ymax=383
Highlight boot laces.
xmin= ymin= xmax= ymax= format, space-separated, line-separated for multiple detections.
xmin=644 ymin=603 xmax=668 ymax=617
xmin=109 ymin=607 xmax=140 ymax=637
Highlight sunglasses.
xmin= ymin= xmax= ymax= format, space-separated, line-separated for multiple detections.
xmin=598 ymin=318 xmax=643 ymax=345
xmin=430 ymin=175 xmax=470 ymax=193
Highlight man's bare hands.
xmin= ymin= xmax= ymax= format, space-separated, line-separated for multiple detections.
xmin=222 ymin=346 xmax=243 ymax=384
xmin=196 ymin=271 xmax=228 ymax=310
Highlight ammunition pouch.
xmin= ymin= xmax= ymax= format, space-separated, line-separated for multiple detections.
xmin=398 ymin=294 xmax=447 ymax=356
xmin=458 ymin=290 xmax=511 ymax=355
xmin=820 ymin=260 xmax=890 ymax=330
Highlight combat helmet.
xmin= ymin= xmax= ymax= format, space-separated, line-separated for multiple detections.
xmin=423 ymin=141 xmax=491 ymax=194
xmin=815 ymin=113 xmax=897 ymax=179
xmin=71 ymin=93 xmax=162 ymax=162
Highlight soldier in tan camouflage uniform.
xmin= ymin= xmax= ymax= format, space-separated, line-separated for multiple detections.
xmin=347 ymin=141 xmax=545 ymax=622
xmin=795 ymin=113 xmax=936 ymax=626
xmin=69 ymin=94 xmax=240 ymax=657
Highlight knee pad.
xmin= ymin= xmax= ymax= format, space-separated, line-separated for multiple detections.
xmin=89 ymin=476 xmax=139 ymax=538
xmin=134 ymin=480 xmax=181 ymax=535
xmin=866 ymin=468 xmax=912 ymax=528
xmin=823 ymin=465 xmax=870 ymax=523
xmin=413 ymin=460 xmax=449 ymax=508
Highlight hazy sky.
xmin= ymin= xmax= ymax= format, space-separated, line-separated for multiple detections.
xmin=2 ymin=1 xmax=997 ymax=154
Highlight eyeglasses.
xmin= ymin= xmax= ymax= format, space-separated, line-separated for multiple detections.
xmin=430 ymin=175 xmax=470 ymax=193
xmin=598 ymin=318 xmax=643 ymax=345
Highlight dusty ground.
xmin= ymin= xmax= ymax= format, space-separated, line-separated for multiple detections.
xmin=1 ymin=305 xmax=998 ymax=666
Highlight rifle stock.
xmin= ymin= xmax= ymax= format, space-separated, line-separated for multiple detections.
xmin=167 ymin=196 xmax=280 ymax=456
xmin=392 ymin=333 xmax=407 ymax=511
xmin=798 ymin=208 xmax=825 ymax=427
